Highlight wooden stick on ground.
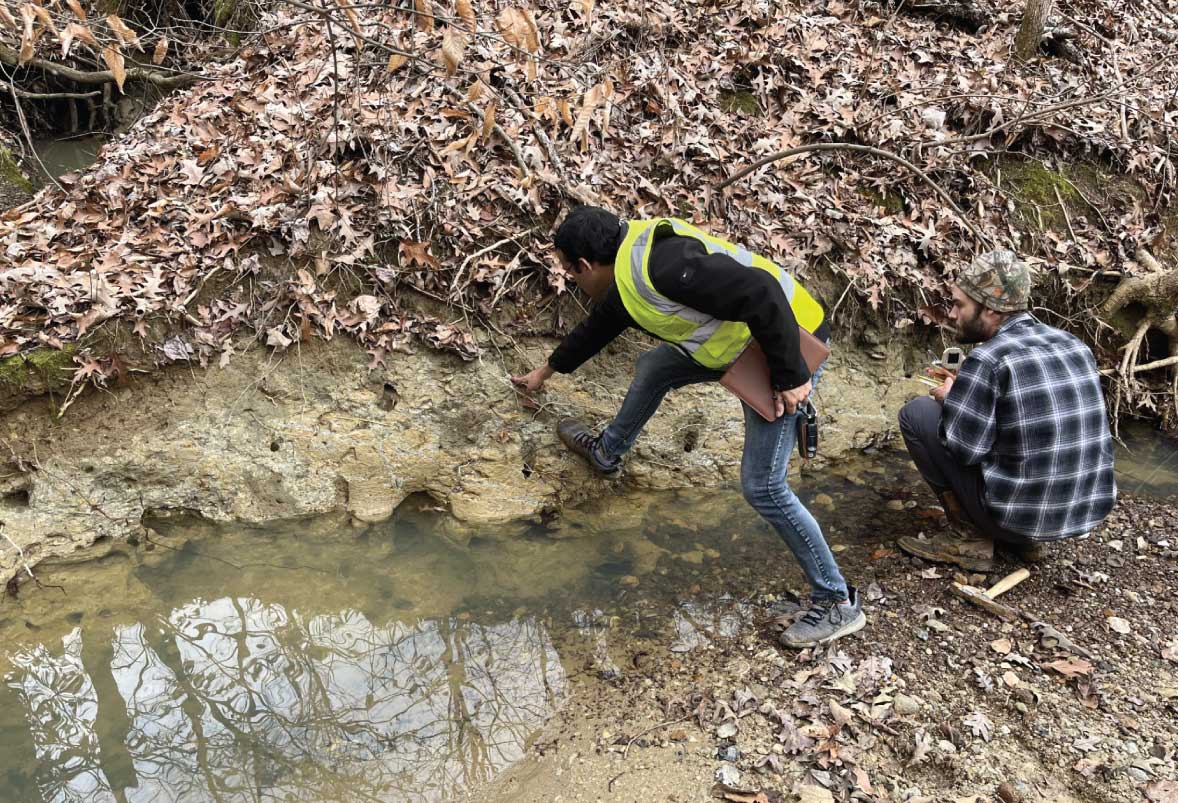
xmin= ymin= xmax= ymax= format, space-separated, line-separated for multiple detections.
xmin=951 ymin=567 xmax=1031 ymax=621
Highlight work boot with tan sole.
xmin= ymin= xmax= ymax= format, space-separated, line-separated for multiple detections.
xmin=999 ymin=540 xmax=1047 ymax=563
xmin=897 ymin=525 xmax=995 ymax=572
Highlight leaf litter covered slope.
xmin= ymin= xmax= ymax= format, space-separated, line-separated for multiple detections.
xmin=0 ymin=0 xmax=1175 ymax=384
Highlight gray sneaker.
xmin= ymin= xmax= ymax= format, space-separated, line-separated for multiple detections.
xmin=778 ymin=587 xmax=867 ymax=649
xmin=557 ymin=418 xmax=622 ymax=474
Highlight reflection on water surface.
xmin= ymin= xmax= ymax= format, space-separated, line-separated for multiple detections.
xmin=6 ymin=599 xmax=563 ymax=802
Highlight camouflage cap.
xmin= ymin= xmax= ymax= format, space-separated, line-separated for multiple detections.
xmin=957 ymin=249 xmax=1030 ymax=312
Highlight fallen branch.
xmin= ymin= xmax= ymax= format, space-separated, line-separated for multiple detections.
xmin=1101 ymin=354 xmax=1178 ymax=376
xmin=719 ymin=142 xmax=989 ymax=245
xmin=0 ymin=43 xmax=200 ymax=90
xmin=2 ymin=81 xmax=103 ymax=100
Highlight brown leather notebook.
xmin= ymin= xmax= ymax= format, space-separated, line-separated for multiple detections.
xmin=720 ymin=329 xmax=830 ymax=422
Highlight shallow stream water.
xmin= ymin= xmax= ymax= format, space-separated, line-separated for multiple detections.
xmin=1 ymin=431 xmax=1173 ymax=803
xmin=31 ymin=136 xmax=107 ymax=186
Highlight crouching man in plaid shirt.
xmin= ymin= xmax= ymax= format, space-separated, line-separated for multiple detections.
xmin=896 ymin=250 xmax=1117 ymax=572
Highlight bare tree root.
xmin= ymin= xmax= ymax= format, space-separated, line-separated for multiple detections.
xmin=1098 ymin=249 xmax=1178 ymax=423
xmin=1098 ymin=251 xmax=1178 ymax=320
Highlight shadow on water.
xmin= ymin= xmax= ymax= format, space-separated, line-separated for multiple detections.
xmin=30 ymin=135 xmax=107 ymax=187
xmin=0 ymin=430 xmax=1173 ymax=802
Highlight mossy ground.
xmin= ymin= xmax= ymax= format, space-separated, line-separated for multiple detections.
xmin=997 ymin=158 xmax=1083 ymax=230
xmin=719 ymin=89 xmax=760 ymax=116
xmin=0 ymin=348 xmax=76 ymax=392
xmin=0 ymin=144 xmax=33 ymax=195
xmin=859 ymin=186 xmax=906 ymax=215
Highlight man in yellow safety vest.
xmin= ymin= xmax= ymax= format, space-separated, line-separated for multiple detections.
xmin=512 ymin=206 xmax=865 ymax=648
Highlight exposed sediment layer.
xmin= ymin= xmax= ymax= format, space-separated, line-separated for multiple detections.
xmin=0 ymin=335 xmax=917 ymax=587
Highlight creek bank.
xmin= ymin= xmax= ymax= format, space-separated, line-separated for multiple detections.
xmin=0 ymin=332 xmax=921 ymax=590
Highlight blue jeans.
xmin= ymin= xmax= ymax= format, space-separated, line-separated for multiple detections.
xmin=598 ymin=344 xmax=850 ymax=605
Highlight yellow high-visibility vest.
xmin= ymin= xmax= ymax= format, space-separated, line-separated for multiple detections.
xmin=614 ymin=218 xmax=825 ymax=369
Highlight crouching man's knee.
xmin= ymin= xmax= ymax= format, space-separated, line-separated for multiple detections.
xmin=899 ymin=395 xmax=941 ymax=441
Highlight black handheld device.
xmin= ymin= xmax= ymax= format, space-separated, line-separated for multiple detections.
xmin=797 ymin=400 xmax=819 ymax=459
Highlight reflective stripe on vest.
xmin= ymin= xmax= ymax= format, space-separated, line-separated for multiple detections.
xmin=615 ymin=218 xmax=825 ymax=370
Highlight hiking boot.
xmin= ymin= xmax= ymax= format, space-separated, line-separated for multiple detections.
xmin=557 ymin=418 xmax=621 ymax=474
xmin=999 ymin=539 xmax=1047 ymax=563
xmin=897 ymin=525 xmax=995 ymax=572
xmin=778 ymin=586 xmax=867 ymax=649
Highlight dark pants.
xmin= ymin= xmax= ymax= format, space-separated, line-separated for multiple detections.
xmin=898 ymin=396 xmax=1028 ymax=544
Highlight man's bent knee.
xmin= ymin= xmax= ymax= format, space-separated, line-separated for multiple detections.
xmin=741 ymin=473 xmax=794 ymax=509
xmin=899 ymin=395 xmax=940 ymax=440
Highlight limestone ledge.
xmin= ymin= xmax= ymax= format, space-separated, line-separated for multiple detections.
xmin=0 ymin=336 xmax=916 ymax=587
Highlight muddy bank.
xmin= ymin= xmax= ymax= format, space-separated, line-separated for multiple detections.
xmin=0 ymin=333 xmax=919 ymax=589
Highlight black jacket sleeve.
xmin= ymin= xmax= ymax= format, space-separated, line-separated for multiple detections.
xmin=648 ymin=235 xmax=812 ymax=390
xmin=547 ymin=285 xmax=634 ymax=374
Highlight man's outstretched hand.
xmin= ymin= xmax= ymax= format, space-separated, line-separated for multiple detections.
xmin=775 ymin=379 xmax=812 ymax=418
xmin=511 ymin=364 xmax=554 ymax=394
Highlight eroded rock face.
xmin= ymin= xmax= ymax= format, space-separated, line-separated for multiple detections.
xmin=0 ymin=335 xmax=916 ymax=586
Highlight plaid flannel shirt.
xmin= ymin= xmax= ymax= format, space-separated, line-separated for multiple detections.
xmin=940 ymin=313 xmax=1116 ymax=539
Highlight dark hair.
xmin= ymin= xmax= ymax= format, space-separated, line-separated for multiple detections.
xmin=554 ymin=206 xmax=622 ymax=266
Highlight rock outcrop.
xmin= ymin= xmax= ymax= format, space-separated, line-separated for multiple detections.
xmin=0 ymin=334 xmax=917 ymax=587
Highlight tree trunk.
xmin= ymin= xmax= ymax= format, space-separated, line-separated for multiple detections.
xmin=1015 ymin=0 xmax=1054 ymax=59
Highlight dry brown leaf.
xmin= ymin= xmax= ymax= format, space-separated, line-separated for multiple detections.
xmin=456 ymin=0 xmax=475 ymax=29
xmin=65 ymin=0 xmax=86 ymax=19
xmin=400 ymin=240 xmax=440 ymax=269
xmin=65 ymin=21 xmax=98 ymax=49
xmin=414 ymin=0 xmax=434 ymax=31
xmin=557 ymin=98 xmax=574 ymax=127
xmin=386 ymin=51 xmax=409 ymax=72
xmin=577 ymin=0 xmax=593 ymax=15
xmin=989 ymin=638 xmax=1012 ymax=655
xmin=18 ymin=6 xmax=36 ymax=65
xmin=495 ymin=7 xmax=528 ymax=49
xmin=1145 ymin=781 xmax=1178 ymax=803
xmin=106 ymin=15 xmax=142 ymax=51
xmin=467 ymin=78 xmax=486 ymax=101
xmin=520 ymin=7 xmax=541 ymax=51
xmin=57 ymin=24 xmax=75 ymax=58
xmin=600 ymin=77 xmax=614 ymax=133
xmin=481 ymin=100 xmax=496 ymax=143
xmin=101 ymin=44 xmax=126 ymax=92
xmin=1042 ymin=657 xmax=1094 ymax=678
xmin=151 ymin=36 xmax=169 ymax=65
xmin=0 ymin=3 xmax=17 ymax=29
xmin=440 ymin=28 xmax=465 ymax=76
xmin=30 ymin=2 xmax=56 ymax=34
xmin=335 ymin=0 xmax=363 ymax=41
xmin=570 ymin=83 xmax=604 ymax=148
